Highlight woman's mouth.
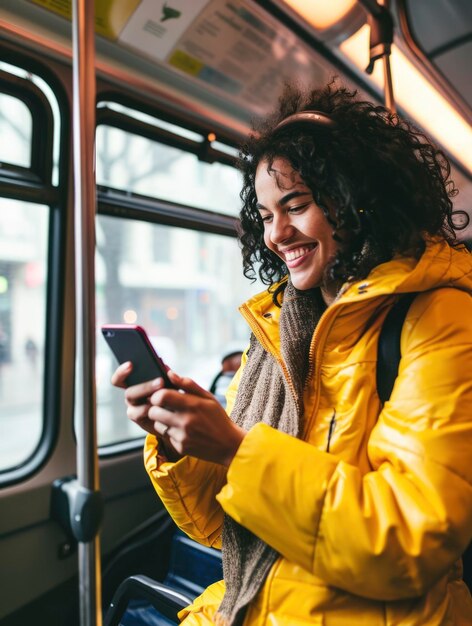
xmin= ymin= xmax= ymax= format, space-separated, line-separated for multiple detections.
xmin=282 ymin=244 xmax=317 ymax=267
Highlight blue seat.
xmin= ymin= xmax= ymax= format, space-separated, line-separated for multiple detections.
xmin=163 ymin=531 xmax=223 ymax=597
xmin=104 ymin=531 xmax=223 ymax=625
xmin=104 ymin=575 xmax=192 ymax=626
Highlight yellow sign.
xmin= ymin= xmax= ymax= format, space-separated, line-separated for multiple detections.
xmin=168 ymin=49 xmax=203 ymax=77
xmin=29 ymin=0 xmax=142 ymax=40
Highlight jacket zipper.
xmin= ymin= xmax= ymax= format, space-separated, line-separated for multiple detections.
xmin=302 ymin=303 xmax=342 ymax=439
xmin=304 ymin=291 xmax=348 ymax=393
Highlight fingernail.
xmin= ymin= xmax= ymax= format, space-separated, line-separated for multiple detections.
xmin=152 ymin=377 xmax=164 ymax=388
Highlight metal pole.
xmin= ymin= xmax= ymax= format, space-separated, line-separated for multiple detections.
xmin=360 ymin=0 xmax=396 ymax=114
xmin=71 ymin=0 xmax=102 ymax=624
xmin=380 ymin=0 xmax=396 ymax=114
xmin=382 ymin=53 xmax=396 ymax=114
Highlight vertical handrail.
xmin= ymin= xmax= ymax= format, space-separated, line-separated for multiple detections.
xmin=382 ymin=48 xmax=395 ymax=113
xmin=71 ymin=0 xmax=102 ymax=625
xmin=358 ymin=0 xmax=396 ymax=113
xmin=380 ymin=0 xmax=395 ymax=114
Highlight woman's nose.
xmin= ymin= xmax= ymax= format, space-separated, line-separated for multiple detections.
xmin=270 ymin=214 xmax=293 ymax=244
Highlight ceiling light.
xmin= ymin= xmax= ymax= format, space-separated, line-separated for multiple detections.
xmin=281 ymin=0 xmax=357 ymax=31
xmin=340 ymin=24 xmax=472 ymax=174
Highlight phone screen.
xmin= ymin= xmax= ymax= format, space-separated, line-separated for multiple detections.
xmin=101 ymin=325 xmax=174 ymax=387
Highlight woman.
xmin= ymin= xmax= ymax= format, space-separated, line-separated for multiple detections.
xmin=112 ymin=83 xmax=472 ymax=625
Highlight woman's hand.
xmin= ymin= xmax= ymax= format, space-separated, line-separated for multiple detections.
xmin=148 ymin=370 xmax=247 ymax=467
xmin=110 ymin=361 xmax=181 ymax=461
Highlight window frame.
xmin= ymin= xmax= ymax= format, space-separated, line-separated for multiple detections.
xmin=97 ymin=106 xmax=238 ymax=169
xmin=0 ymin=48 xmax=69 ymax=486
xmin=0 ymin=69 xmax=54 ymax=187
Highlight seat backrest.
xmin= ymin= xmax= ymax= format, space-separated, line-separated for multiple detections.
xmin=104 ymin=575 xmax=193 ymax=626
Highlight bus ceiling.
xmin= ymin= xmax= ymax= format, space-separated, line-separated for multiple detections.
xmin=0 ymin=0 xmax=471 ymax=177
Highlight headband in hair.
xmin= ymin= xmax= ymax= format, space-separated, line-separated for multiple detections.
xmin=274 ymin=110 xmax=336 ymax=132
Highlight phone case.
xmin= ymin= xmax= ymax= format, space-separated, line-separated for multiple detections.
xmin=101 ymin=324 xmax=173 ymax=387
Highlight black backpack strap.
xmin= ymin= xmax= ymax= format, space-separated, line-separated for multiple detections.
xmin=376 ymin=292 xmax=417 ymax=404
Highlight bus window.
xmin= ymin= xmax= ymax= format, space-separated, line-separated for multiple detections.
xmin=0 ymin=199 xmax=48 ymax=471
xmin=0 ymin=94 xmax=32 ymax=168
xmin=0 ymin=62 xmax=62 ymax=482
xmin=95 ymin=217 xmax=258 ymax=448
xmin=95 ymin=107 xmax=259 ymax=449
xmin=96 ymin=124 xmax=242 ymax=216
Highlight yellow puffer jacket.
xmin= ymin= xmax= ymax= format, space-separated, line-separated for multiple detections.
xmin=144 ymin=239 xmax=472 ymax=625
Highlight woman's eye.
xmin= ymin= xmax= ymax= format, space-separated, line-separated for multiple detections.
xmin=288 ymin=203 xmax=310 ymax=213
xmin=260 ymin=214 xmax=272 ymax=223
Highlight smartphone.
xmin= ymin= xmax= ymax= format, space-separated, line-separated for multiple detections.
xmin=101 ymin=324 xmax=174 ymax=388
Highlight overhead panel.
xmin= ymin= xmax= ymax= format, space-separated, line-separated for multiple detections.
xmin=29 ymin=0 xmax=335 ymax=118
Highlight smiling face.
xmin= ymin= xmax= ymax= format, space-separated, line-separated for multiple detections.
xmin=255 ymin=157 xmax=339 ymax=302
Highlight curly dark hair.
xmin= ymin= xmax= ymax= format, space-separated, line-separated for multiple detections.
xmin=238 ymin=81 xmax=457 ymax=293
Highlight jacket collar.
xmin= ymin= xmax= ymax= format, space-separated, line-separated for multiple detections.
xmin=338 ymin=238 xmax=472 ymax=304
xmin=242 ymin=239 xmax=472 ymax=319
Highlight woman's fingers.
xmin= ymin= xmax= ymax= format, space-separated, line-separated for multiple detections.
xmin=128 ymin=369 xmax=244 ymax=465
xmin=126 ymin=401 xmax=152 ymax=423
xmin=149 ymin=371 xmax=214 ymax=411
xmin=148 ymin=395 xmax=245 ymax=466
xmin=111 ymin=362 xmax=167 ymax=402
xmin=125 ymin=376 xmax=165 ymax=406
xmin=110 ymin=364 xmax=183 ymax=450
xmin=154 ymin=420 xmax=172 ymax=438
xmin=119 ymin=373 xmax=167 ymax=436
xmin=125 ymin=402 xmax=160 ymax=437
xmin=110 ymin=361 xmax=132 ymax=388
xmin=168 ymin=371 xmax=214 ymax=399
xmin=148 ymin=404 xmax=176 ymax=429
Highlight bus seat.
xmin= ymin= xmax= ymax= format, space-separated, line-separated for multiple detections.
xmin=104 ymin=575 xmax=192 ymax=626
xmin=105 ymin=531 xmax=223 ymax=625
xmin=163 ymin=531 xmax=223 ymax=597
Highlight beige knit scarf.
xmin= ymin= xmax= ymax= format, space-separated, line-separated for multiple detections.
xmin=216 ymin=281 xmax=325 ymax=626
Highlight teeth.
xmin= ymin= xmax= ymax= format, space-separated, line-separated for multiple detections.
xmin=285 ymin=246 xmax=313 ymax=261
